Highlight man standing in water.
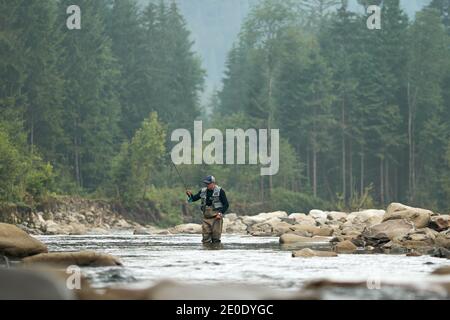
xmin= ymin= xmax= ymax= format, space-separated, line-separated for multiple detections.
xmin=186 ymin=176 xmax=229 ymax=244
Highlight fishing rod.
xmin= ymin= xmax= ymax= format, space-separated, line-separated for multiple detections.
xmin=169 ymin=157 xmax=189 ymax=192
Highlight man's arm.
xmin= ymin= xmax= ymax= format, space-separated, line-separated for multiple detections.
xmin=187 ymin=190 xmax=201 ymax=203
xmin=219 ymin=189 xmax=229 ymax=214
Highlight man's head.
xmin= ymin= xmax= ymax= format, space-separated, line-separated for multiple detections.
xmin=203 ymin=175 xmax=216 ymax=190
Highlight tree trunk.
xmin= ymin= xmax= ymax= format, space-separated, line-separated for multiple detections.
xmin=313 ymin=143 xmax=317 ymax=198
xmin=380 ymin=157 xmax=384 ymax=205
xmin=342 ymin=98 xmax=346 ymax=204
xmin=407 ymin=81 xmax=418 ymax=202
xmin=30 ymin=108 xmax=34 ymax=153
xmin=385 ymin=159 xmax=389 ymax=204
xmin=74 ymin=117 xmax=81 ymax=189
xmin=360 ymin=150 xmax=364 ymax=196
xmin=260 ymin=176 xmax=264 ymax=203
xmin=306 ymin=144 xmax=311 ymax=189
xmin=349 ymin=138 xmax=353 ymax=200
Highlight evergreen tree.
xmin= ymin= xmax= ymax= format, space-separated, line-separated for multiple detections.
xmin=58 ymin=0 xmax=121 ymax=191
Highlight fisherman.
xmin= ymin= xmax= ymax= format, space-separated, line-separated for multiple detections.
xmin=186 ymin=176 xmax=229 ymax=244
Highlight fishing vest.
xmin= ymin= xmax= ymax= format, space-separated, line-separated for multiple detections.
xmin=200 ymin=186 xmax=223 ymax=211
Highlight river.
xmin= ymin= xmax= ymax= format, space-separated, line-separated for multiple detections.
xmin=37 ymin=234 xmax=450 ymax=299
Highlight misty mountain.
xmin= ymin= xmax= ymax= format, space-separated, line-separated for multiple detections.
xmin=139 ymin=0 xmax=432 ymax=102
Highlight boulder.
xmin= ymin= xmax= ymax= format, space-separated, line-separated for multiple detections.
xmin=223 ymin=218 xmax=247 ymax=234
xmin=309 ymin=210 xmax=327 ymax=220
xmin=133 ymin=227 xmax=152 ymax=235
xmin=429 ymin=215 xmax=449 ymax=232
xmin=432 ymin=247 xmax=450 ymax=259
xmin=334 ymin=240 xmax=357 ymax=253
xmin=0 ymin=223 xmax=48 ymax=258
xmin=240 ymin=215 xmax=268 ymax=226
xmin=44 ymin=220 xmax=64 ymax=235
xmin=288 ymin=213 xmax=316 ymax=226
xmin=0 ymin=268 xmax=74 ymax=300
xmin=22 ymin=251 xmax=123 ymax=267
xmin=347 ymin=209 xmax=385 ymax=226
xmin=435 ymin=233 xmax=450 ymax=249
xmin=289 ymin=224 xmax=334 ymax=237
xmin=225 ymin=213 xmax=238 ymax=222
xmin=114 ymin=219 xmax=132 ymax=229
xmin=292 ymin=248 xmax=338 ymax=258
xmin=68 ymin=223 xmax=87 ymax=235
xmin=260 ymin=211 xmax=288 ymax=220
xmin=247 ymin=218 xmax=292 ymax=236
xmin=365 ymin=219 xmax=414 ymax=240
xmin=279 ymin=233 xmax=331 ymax=244
xmin=431 ymin=266 xmax=450 ymax=275
xmin=169 ymin=223 xmax=202 ymax=234
xmin=327 ymin=211 xmax=348 ymax=222
xmin=383 ymin=203 xmax=431 ymax=228
xmin=86 ymin=227 xmax=109 ymax=235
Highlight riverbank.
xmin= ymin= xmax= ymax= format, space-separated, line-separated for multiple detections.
xmin=1 ymin=232 xmax=450 ymax=300
xmin=1 ymin=197 xmax=449 ymax=258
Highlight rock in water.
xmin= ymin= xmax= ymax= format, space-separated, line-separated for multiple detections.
xmin=22 ymin=251 xmax=123 ymax=267
xmin=288 ymin=224 xmax=334 ymax=237
xmin=279 ymin=233 xmax=331 ymax=244
xmin=431 ymin=247 xmax=450 ymax=259
xmin=431 ymin=266 xmax=450 ymax=275
xmin=0 ymin=268 xmax=74 ymax=300
xmin=292 ymin=248 xmax=338 ymax=258
xmin=365 ymin=219 xmax=415 ymax=240
xmin=334 ymin=240 xmax=357 ymax=253
xmin=169 ymin=223 xmax=202 ymax=234
xmin=0 ymin=223 xmax=48 ymax=258
xmin=429 ymin=216 xmax=450 ymax=232
xmin=383 ymin=203 xmax=431 ymax=228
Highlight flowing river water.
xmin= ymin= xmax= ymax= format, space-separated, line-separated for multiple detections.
xmin=37 ymin=234 xmax=450 ymax=299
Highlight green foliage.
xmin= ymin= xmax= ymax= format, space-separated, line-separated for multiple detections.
xmin=269 ymin=188 xmax=330 ymax=214
xmin=146 ymin=186 xmax=184 ymax=227
xmin=112 ymin=113 xmax=166 ymax=205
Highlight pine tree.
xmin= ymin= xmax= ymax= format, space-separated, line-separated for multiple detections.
xmin=58 ymin=0 xmax=121 ymax=191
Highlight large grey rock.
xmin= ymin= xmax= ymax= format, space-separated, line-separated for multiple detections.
xmin=429 ymin=215 xmax=450 ymax=232
xmin=383 ymin=203 xmax=431 ymax=229
xmin=223 ymin=218 xmax=247 ymax=234
xmin=169 ymin=223 xmax=202 ymax=234
xmin=0 ymin=223 xmax=48 ymax=258
xmin=327 ymin=211 xmax=348 ymax=222
xmin=347 ymin=209 xmax=385 ymax=226
xmin=334 ymin=240 xmax=358 ymax=253
xmin=309 ymin=210 xmax=327 ymax=220
xmin=365 ymin=219 xmax=415 ymax=240
xmin=288 ymin=224 xmax=334 ymax=237
xmin=288 ymin=213 xmax=316 ymax=226
xmin=22 ymin=251 xmax=123 ymax=267
xmin=0 ymin=268 xmax=74 ymax=300
xmin=292 ymin=248 xmax=338 ymax=258
xmin=279 ymin=233 xmax=331 ymax=244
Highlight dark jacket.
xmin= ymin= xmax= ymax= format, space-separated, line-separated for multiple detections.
xmin=188 ymin=187 xmax=229 ymax=214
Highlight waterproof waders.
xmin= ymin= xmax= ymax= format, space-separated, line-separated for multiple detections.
xmin=202 ymin=207 xmax=223 ymax=243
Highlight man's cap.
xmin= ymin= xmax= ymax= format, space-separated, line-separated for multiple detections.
xmin=203 ymin=175 xmax=216 ymax=184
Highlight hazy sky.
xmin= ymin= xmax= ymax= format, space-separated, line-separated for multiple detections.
xmin=141 ymin=0 xmax=432 ymax=103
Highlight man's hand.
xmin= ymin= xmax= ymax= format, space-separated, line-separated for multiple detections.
xmin=186 ymin=190 xmax=193 ymax=197
xmin=215 ymin=212 xmax=223 ymax=220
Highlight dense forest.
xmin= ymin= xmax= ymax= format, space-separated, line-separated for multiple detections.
xmin=1 ymin=0 xmax=449 ymax=226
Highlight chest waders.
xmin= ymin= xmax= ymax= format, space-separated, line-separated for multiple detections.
xmin=200 ymin=186 xmax=224 ymax=243
xmin=200 ymin=186 xmax=223 ymax=218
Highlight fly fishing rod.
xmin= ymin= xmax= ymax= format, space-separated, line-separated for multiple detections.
xmin=169 ymin=158 xmax=189 ymax=191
